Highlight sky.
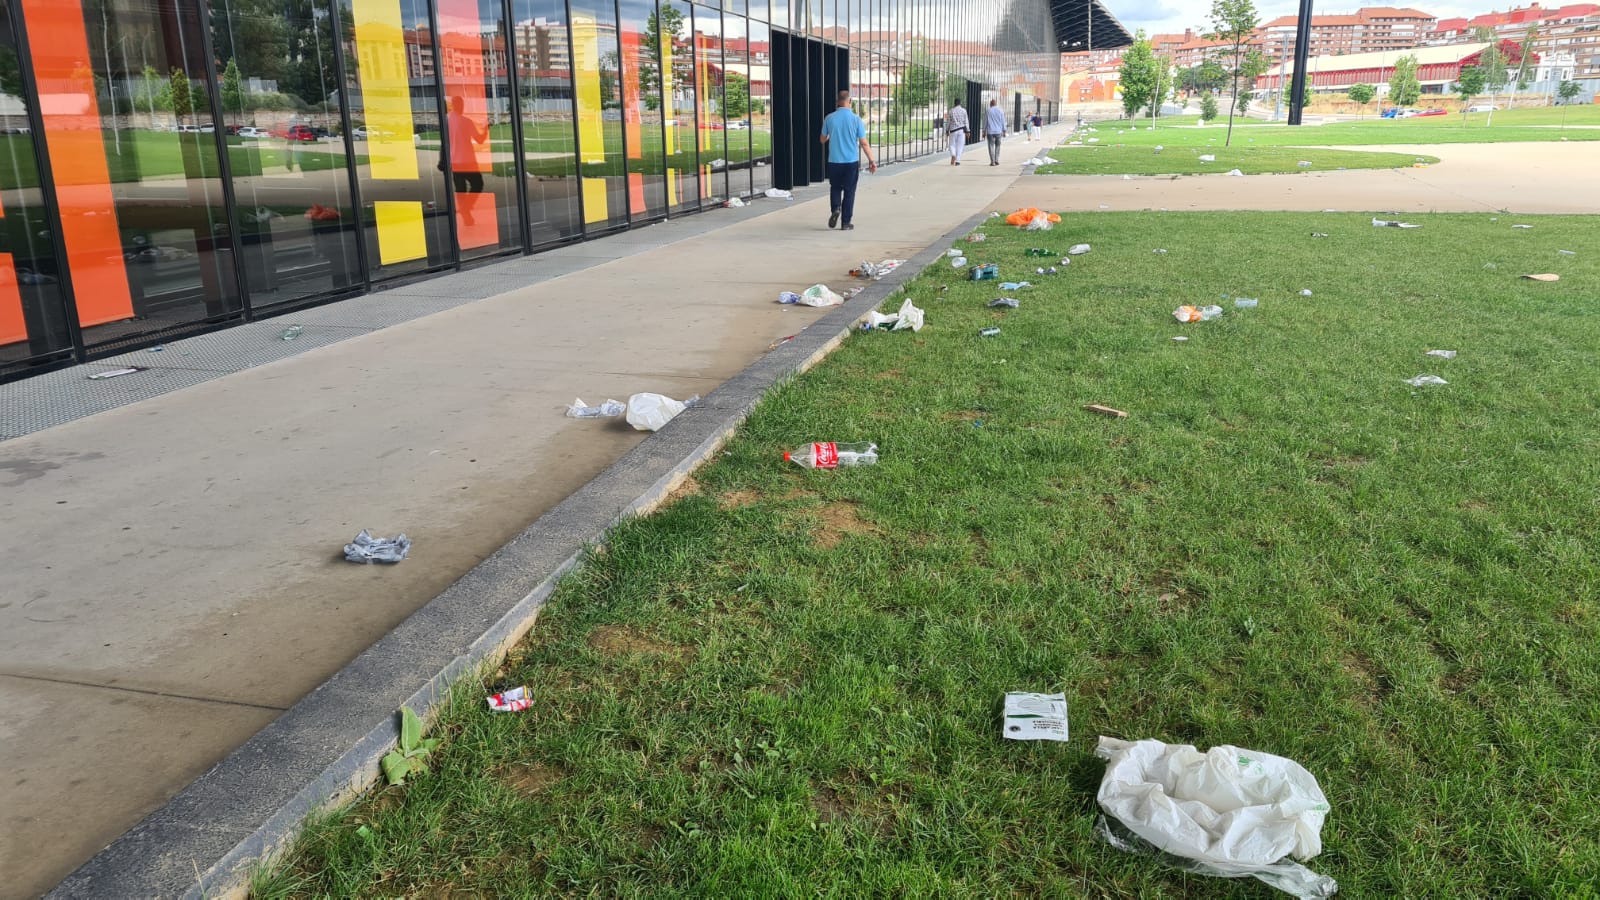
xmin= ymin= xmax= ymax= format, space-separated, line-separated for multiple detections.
xmin=1107 ymin=0 xmax=1483 ymax=38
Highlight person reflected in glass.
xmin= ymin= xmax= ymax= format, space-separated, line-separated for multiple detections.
xmin=446 ymin=96 xmax=488 ymax=223
xmin=818 ymin=90 xmax=876 ymax=232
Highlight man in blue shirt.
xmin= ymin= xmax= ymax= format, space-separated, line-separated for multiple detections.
xmin=819 ymin=90 xmax=877 ymax=230
xmin=984 ymin=98 xmax=1006 ymax=166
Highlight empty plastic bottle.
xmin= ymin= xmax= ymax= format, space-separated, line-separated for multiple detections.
xmin=280 ymin=324 xmax=304 ymax=341
xmin=784 ymin=441 xmax=878 ymax=468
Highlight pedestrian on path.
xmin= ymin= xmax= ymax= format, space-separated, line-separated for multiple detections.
xmin=984 ymin=98 xmax=1006 ymax=166
xmin=946 ymin=99 xmax=969 ymax=165
xmin=1030 ymin=112 xmax=1043 ymax=142
xmin=819 ymin=90 xmax=877 ymax=231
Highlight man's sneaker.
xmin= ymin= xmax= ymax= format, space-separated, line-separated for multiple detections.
xmin=828 ymin=209 xmax=840 ymax=229
xmin=842 ymin=223 xmax=855 ymax=231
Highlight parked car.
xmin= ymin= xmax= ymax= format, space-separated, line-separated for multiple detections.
xmin=727 ymin=120 xmax=750 ymax=130
xmin=1466 ymin=104 xmax=1498 ymax=112
xmin=1414 ymin=108 xmax=1447 ymax=117
xmin=285 ymin=124 xmax=318 ymax=142
xmin=236 ymin=126 xmax=269 ymax=139
xmin=352 ymin=125 xmax=390 ymax=139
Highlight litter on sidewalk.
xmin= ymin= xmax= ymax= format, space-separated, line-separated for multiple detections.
xmin=1372 ymin=218 xmax=1420 ymax=228
xmin=1227 ymin=169 xmax=1244 ymax=176
xmin=851 ymin=259 xmax=904 ymax=280
xmin=625 ymin=392 xmax=697 ymax=431
xmin=724 ymin=197 xmax=745 ymax=208
xmin=565 ymin=397 xmax=625 ymax=418
xmin=799 ymin=284 xmax=844 ymax=306
xmin=87 ymin=367 xmax=146 ymax=380
xmin=763 ymin=188 xmax=793 ymax=200
xmin=486 ymin=686 xmax=533 ymax=712
xmin=1002 ymin=692 xmax=1069 ymax=742
xmin=1404 ymin=375 xmax=1448 ymax=387
xmin=1095 ymin=736 xmax=1336 ymax=899
xmin=344 ymin=530 xmax=412 ymax=564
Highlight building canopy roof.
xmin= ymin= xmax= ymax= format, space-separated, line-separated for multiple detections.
xmin=1052 ymin=0 xmax=1134 ymax=52
xmin=1273 ymin=40 xmax=1492 ymax=75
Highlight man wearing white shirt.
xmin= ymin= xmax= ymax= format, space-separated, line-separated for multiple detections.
xmin=945 ymin=99 xmax=969 ymax=165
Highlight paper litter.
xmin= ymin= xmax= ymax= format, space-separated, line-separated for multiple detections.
xmin=1404 ymin=375 xmax=1448 ymax=387
xmin=1372 ymin=218 xmax=1420 ymax=228
xmin=998 ymin=281 xmax=1031 ymax=290
xmin=1199 ymin=154 xmax=1215 ymax=161
xmin=565 ymin=397 xmax=626 ymax=418
xmin=1511 ymin=224 xmax=1533 ymax=229
xmin=1095 ymin=736 xmax=1336 ymax=899
xmin=344 ymin=530 xmax=412 ymax=564
xmin=1227 ymin=169 xmax=1244 ymax=176
xmin=1425 ymin=349 xmax=1457 ymax=359
xmin=1002 ymin=692 xmax=1069 ymax=742
xmin=1521 ymin=273 xmax=1560 ymax=282
xmin=486 ymin=686 xmax=533 ymax=712
xmin=1067 ymin=244 xmax=1091 ymax=255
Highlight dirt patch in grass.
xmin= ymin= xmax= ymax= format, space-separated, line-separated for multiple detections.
xmin=588 ymin=625 xmax=690 ymax=658
xmin=1343 ymin=650 xmax=1391 ymax=706
xmin=1439 ymin=667 xmax=1479 ymax=695
xmin=812 ymin=785 xmax=848 ymax=822
xmin=872 ymin=367 xmax=905 ymax=382
xmin=939 ymin=409 xmax=985 ymax=423
xmin=501 ymin=762 xmax=565 ymax=798
xmin=813 ymin=501 xmax=880 ymax=549
xmin=718 ymin=488 xmax=763 ymax=509
xmin=662 ymin=475 xmax=702 ymax=506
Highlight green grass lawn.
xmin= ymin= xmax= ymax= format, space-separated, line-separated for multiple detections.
xmin=260 ymin=211 xmax=1600 ymax=897
xmin=1084 ymin=107 xmax=1600 ymax=148
xmin=1036 ymin=145 xmax=1437 ymax=176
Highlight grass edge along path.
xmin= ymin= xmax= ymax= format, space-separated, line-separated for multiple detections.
xmin=260 ymin=210 xmax=1600 ymax=898
xmin=1034 ymin=145 xmax=1438 ymax=177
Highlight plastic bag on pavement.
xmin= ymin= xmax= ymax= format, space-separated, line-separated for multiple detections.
xmin=764 ymin=188 xmax=793 ymax=199
xmin=800 ymin=284 xmax=844 ymax=307
xmin=1094 ymin=736 xmax=1336 ymax=899
xmin=566 ymin=397 xmax=626 ymax=418
xmin=626 ymin=392 xmax=688 ymax=431
xmin=344 ymin=530 xmax=411 ymax=564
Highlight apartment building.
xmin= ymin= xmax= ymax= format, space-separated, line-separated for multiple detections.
xmin=1260 ymin=6 xmax=1436 ymax=61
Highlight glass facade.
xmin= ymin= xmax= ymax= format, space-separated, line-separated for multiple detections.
xmin=0 ymin=0 xmax=1060 ymax=380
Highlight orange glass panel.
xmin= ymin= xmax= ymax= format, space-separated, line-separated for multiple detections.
xmin=0 ymin=256 xmax=24 ymax=345
xmin=438 ymin=0 xmax=498 ymax=249
xmin=453 ymin=192 xmax=497 ymax=250
xmin=18 ymin=0 xmax=134 ymax=327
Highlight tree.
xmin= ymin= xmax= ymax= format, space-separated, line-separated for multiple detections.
xmin=1118 ymin=33 xmax=1158 ymax=119
xmin=221 ymin=58 xmax=246 ymax=117
xmin=1200 ymin=91 xmax=1219 ymax=122
xmin=1283 ymin=77 xmax=1309 ymax=110
xmin=169 ymin=67 xmax=193 ymax=122
xmin=1348 ymin=82 xmax=1375 ymax=117
xmin=641 ymin=5 xmax=685 ymax=111
xmin=1390 ymin=54 xmax=1421 ymax=107
xmin=1454 ymin=65 xmax=1485 ymax=114
xmin=723 ymin=71 xmax=750 ymax=119
xmin=1511 ymin=25 xmax=1538 ymax=98
xmin=1472 ymin=27 xmax=1508 ymax=125
xmin=1558 ymin=78 xmax=1582 ymax=129
xmin=1208 ymin=0 xmax=1265 ymax=146
xmin=892 ymin=48 xmax=940 ymax=124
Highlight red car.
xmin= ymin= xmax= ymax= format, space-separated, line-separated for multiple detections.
xmin=284 ymin=124 xmax=318 ymax=141
xmin=1414 ymin=108 xmax=1447 ymax=117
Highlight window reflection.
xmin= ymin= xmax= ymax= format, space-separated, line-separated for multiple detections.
xmin=721 ymin=11 xmax=749 ymax=198
xmin=570 ymin=0 xmax=626 ymax=230
xmin=212 ymin=0 xmax=363 ymax=307
xmin=438 ymin=0 xmax=521 ymax=259
xmin=659 ymin=0 xmax=699 ymax=214
xmin=691 ymin=4 xmax=723 ymax=204
xmin=748 ymin=20 xmax=771 ymax=192
xmin=619 ymin=0 xmax=665 ymax=219
xmin=511 ymin=0 xmax=581 ymax=246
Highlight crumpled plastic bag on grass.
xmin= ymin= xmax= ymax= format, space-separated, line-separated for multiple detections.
xmin=626 ymin=392 xmax=693 ymax=431
xmin=861 ymin=298 xmax=925 ymax=332
xmin=800 ymin=284 xmax=844 ymax=307
xmin=1005 ymin=207 xmax=1062 ymax=227
xmin=1095 ymin=736 xmax=1337 ymax=899
xmin=1024 ymin=212 xmax=1054 ymax=231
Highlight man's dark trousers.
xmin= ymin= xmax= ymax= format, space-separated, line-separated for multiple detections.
xmin=827 ymin=160 xmax=860 ymax=225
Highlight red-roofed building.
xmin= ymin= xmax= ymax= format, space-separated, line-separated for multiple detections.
xmin=1256 ymin=39 xmax=1534 ymax=94
xmin=1259 ymin=6 xmax=1436 ymax=61
xmin=1422 ymin=4 xmax=1600 ymax=88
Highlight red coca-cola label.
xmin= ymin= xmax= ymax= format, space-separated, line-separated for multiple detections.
xmin=813 ymin=442 xmax=839 ymax=468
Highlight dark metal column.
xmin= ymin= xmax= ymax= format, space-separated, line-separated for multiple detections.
xmin=1288 ymin=0 xmax=1314 ymax=125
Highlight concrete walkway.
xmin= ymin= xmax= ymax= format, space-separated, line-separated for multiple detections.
xmin=1 ymin=126 xmax=1062 ymax=899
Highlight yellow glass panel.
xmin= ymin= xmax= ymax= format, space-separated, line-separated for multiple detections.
xmin=352 ymin=0 xmax=419 ymax=180
xmin=666 ymin=167 xmax=677 ymax=206
xmin=581 ymin=178 xmax=608 ymax=224
xmin=571 ymin=14 xmax=605 ymax=164
xmin=374 ymin=201 xmax=427 ymax=264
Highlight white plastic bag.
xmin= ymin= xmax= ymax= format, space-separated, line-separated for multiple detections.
xmin=1024 ymin=212 xmax=1054 ymax=231
xmin=799 ymin=284 xmax=843 ymax=307
xmin=764 ymin=188 xmax=793 ymax=199
xmin=1199 ymin=153 xmax=1216 ymax=162
xmin=1095 ymin=736 xmax=1336 ymax=898
xmin=1067 ymin=243 xmax=1091 ymax=255
xmin=625 ymin=392 xmax=688 ymax=431
xmin=565 ymin=397 xmax=625 ymax=418
xmin=891 ymin=298 xmax=924 ymax=332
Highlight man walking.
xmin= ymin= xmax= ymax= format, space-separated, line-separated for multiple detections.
xmin=819 ymin=90 xmax=876 ymax=231
xmin=945 ymin=98 xmax=968 ymax=165
xmin=984 ymin=98 xmax=1006 ymax=166
xmin=1030 ymin=111 xmax=1043 ymax=142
